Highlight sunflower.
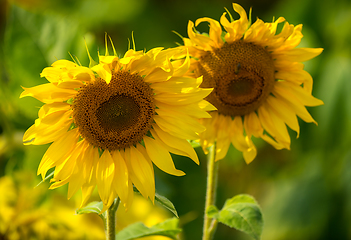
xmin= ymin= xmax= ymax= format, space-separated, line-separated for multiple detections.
xmin=181 ymin=3 xmax=323 ymax=163
xmin=21 ymin=42 xmax=214 ymax=212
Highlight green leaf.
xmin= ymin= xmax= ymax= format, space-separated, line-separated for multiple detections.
xmin=209 ymin=194 xmax=263 ymax=240
xmin=155 ymin=192 xmax=178 ymax=218
xmin=133 ymin=188 xmax=178 ymax=218
xmin=206 ymin=205 xmax=219 ymax=218
xmin=115 ymin=218 xmax=181 ymax=240
xmin=76 ymin=201 xmax=105 ymax=220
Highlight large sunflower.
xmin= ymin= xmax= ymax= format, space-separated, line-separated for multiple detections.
xmin=21 ymin=43 xmax=214 ymax=212
xmin=182 ymin=3 xmax=323 ymax=163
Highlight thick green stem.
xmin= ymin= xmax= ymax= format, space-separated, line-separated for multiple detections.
xmin=202 ymin=144 xmax=219 ymax=240
xmin=105 ymin=198 xmax=120 ymax=240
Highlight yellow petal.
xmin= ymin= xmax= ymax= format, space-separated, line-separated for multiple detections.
xmin=243 ymin=19 xmax=266 ymax=42
xmin=220 ymin=3 xmax=249 ymax=43
xmin=153 ymin=115 xmax=199 ymax=140
xmin=229 ymin=116 xmax=246 ymax=151
xmin=151 ymin=76 xmax=202 ymax=94
xmin=49 ymin=147 xmax=83 ymax=194
xmin=156 ymin=101 xmax=211 ymax=119
xmin=261 ymin=134 xmax=285 ymax=150
xmin=80 ymin=182 xmax=96 ymax=208
xmin=67 ymin=170 xmax=84 ymax=200
xmin=242 ymin=136 xmax=257 ymax=164
xmin=100 ymin=194 xmax=117 ymax=213
xmin=40 ymin=67 xmax=62 ymax=83
xmin=266 ymin=95 xmax=300 ymax=136
xmin=49 ymin=152 xmax=76 ymax=189
xmin=228 ymin=116 xmax=245 ymax=149
xmin=151 ymin=125 xmax=199 ymax=164
xmin=156 ymin=108 xmax=206 ymax=134
xmin=91 ymin=64 xmax=112 ymax=84
xmin=275 ymin=81 xmax=324 ymax=106
xmin=149 ymin=129 xmax=184 ymax=157
xmin=49 ymin=176 xmax=71 ymax=189
xmin=79 ymin=143 xmax=97 ymax=182
xmin=38 ymin=103 xmax=71 ymax=124
xmin=119 ymin=56 xmax=135 ymax=65
xmin=123 ymin=148 xmax=147 ymax=198
xmin=129 ymin=52 xmax=155 ymax=74
xmin=275 ymin=69 xmax=312 ymax=89
xmin=215 ymin=115 xmax=232 ymax=161
xmin=144 ymin=136 xmax=185 ymax=176
xmin=20 ymin=83 xmax=77 ymax=103
xmin=272 ymin=84 xmax=318 ymax=124
xmin=96 ymin=150 xmax=116 ymax=211
xmin=135 ymin=144 xmax=155 ymax=203
xmin=37 ymin=128 xmax=79 ymax=178
xmin=199 ymin=113 xmax=218 ymax=151
xmin=273 ymin=22 xmax=302 ymax=51
xmin=281 ymin=24 xmax=304 ymax=50
xmin=257 ymin=103 xmax=291 ymax=149
xmin=38 ymin=102 xmax=69 ymax=116
xmin=243 ymin=111 xmax=263 ymax=138
xmin=195 ymin=17 xmax=223 ymax=48
xmin=80 ymin=145 xmax=99 ymax=207
xmin=124 ymin=48 xmax=142 ymax=58
xmin=23 ymin=111 xmax=72 ymax=145
xmin=154 ymin=88 xmax=212 ymax=105
xmin=145 ymin=47 xmax=164 ymax=59
xmin=99 ymin=55 xmax=118 ymax=65
xmin=172 ymin=52 xmax=190 ymax=77
xmin=125 ymin=145 xmax=155 ymax=200
xmin=57 ymin=79 xmax=85 ymax=89
xmin=215 ymin=135 xmax=231 ymax=161
xmin=51 ymin=59 xmax=77 ymax=68
xmin=264 ymin=17 xmax=286 ymax=38
xmin=199 ymin=100 xmax=217 ymax=112
xmin=187 ymin=20 xmax=213 ymax=50
xmin=275 ymin=69 xmax=315 ymax=93
xmin=229 ymin=116 xmax=257 ymax=163
xmin=54 ymin=70 xmax=88 ymax=88
xmin=59 ymin=143 xmax=82 ymax=174
xmin=70 ymin=67 xmax=95 ymax=82
xmin=111 ymin=150 xmax=130 ymax=206
xmin=144 ymin=61 xmax=173 ymax=83
xmin=273 ymin=59 xmax=304 ymax=72
xmin=155 ymin=47 xmax=185 ymax=62
xmin=273 ymin=48 xmax=323 ymax=62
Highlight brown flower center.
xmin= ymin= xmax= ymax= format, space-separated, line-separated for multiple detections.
xmin=73 ymin=71 xmax=155 ymax=150
xmin=197 ymin=41 xmax=275 ymax=116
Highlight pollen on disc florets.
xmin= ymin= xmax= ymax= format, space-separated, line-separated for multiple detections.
xmin=197 ymin=41 xmax=275 ymax=116
xmin=72 ymin=71 xmax=155 ymax=150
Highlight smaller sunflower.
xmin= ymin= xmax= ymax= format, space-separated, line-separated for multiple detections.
xmin=182 ymin=3 xmax=323 ymax=163
xmin=21 ymin=40 xmax=214 ymax=212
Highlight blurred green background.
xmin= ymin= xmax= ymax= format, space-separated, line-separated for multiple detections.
xmin=1 ymin=0 xmax=350 ymax=239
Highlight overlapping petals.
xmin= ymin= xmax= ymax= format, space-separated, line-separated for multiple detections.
xmin=182 ymin=3 xmax=323 ymax=163
xmin=22 ymin=44 xmax=214 ymax=212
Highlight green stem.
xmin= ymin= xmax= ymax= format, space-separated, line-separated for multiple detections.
xmin=208 ymin=218 xmax=219 ymax=238
xmin=105 ymin=197 xmax=120 ymax=240
xmin=202 ymin=144 xmax=219 ymax=240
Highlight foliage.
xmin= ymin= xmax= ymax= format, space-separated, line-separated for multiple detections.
xmin=207 ymin=195 xmax=263 ymax=240
xmin=115 ymin=218 xmax=181 ymax=240
xmin=1 ymin=0 xmax=351 ymax=239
